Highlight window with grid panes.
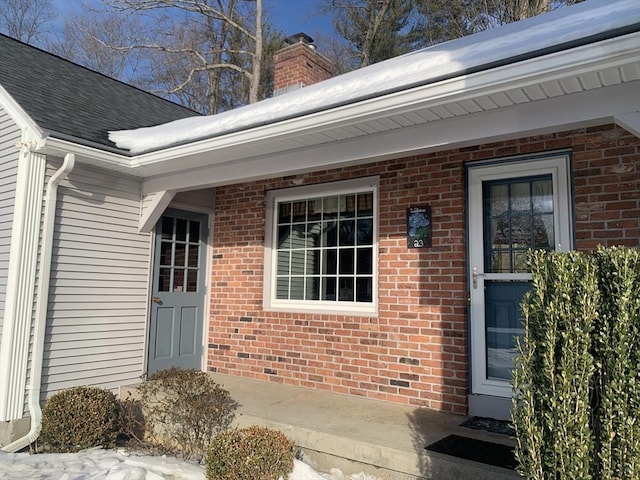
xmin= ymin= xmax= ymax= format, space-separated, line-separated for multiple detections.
xmin=264 ymin=178 xmax=378 ymax=315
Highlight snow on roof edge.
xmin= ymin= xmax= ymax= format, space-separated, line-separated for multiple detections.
xmin=109 ymin=0 xmax=640 ymax=154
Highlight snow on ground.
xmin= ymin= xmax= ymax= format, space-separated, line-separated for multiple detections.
xmin=0 ymin=448 xmax=376 ymax=480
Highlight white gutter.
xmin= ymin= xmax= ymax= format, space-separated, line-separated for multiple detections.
xmin=130 ymin=31 xmax=640 ymax=174
xmin=1 ymin=153 xmax=76 ymax=453
xmin=37 ymin=32 xmax=640 ymax=184
xmin=37 ymin=137 xmax=132 ymax=172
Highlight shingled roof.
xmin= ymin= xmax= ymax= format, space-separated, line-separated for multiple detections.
xmin=0 ymin=33 xmax=199 ymax=154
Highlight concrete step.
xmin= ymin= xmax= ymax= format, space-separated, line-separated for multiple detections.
xmin=208 ymin=373 xmax=521 ymax=480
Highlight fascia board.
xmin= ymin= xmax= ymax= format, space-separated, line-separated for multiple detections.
xmin=132 ymin=32 xmax=640 ymax=176
xmin=142 ymin=79 xmax=637 ymax=194
xmin=36 ymin=137 xmax=132 ymax=171
xmin=24 ymin=32 xmax=640 ymax=179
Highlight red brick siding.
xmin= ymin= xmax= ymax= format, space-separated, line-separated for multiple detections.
xmin=273 ymin=43 xmax=333 ymax=92
xmin=207 ymin=124 xmax=639 ymax=414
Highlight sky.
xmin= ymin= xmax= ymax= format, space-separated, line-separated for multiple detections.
xmin=0 ymin=448 xmax=377 ymax=480
xmin=268 ymin=0 xmax=334 ymax=39
xmin=50 ymin=0 xmax=334 ymax=40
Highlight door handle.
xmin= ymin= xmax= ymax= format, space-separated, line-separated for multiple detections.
xmin=152 ymin=296 xmax=162 ymax=305
xmin=472 ymin=265 xmax=485 ymax=289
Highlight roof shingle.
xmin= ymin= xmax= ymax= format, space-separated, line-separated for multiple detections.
xmin=0 ymin=33 xmax=199 ymax=154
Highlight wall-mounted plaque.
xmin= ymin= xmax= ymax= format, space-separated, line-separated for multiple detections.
xmin=407 ymin=206 xmax=432 ymax=248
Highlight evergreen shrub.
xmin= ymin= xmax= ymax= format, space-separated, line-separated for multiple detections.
xmin=40 ymin=386 xmax=120 ymax=453
xmin=205 ymin=426 xmax=296 ymax=480
xmin=513 ymin=246 xmax=640 ymax=479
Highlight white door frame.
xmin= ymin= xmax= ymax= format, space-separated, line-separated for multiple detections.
xmin=468 ymin=154 xmax=573 ymax=398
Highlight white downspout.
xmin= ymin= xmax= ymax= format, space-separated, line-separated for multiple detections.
xmin=2 ymin=153 xmax=75 ymax=453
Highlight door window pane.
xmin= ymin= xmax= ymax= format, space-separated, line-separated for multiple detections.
xmin=158 ymin=268 xmax=171 ymax=292
xmin=484 ymin=175 xmax=553 ymax=273
xmin=188 ymin=245 xmax=199 ymax=268
xmin=157 ymin=215 xmax=203 ymax=294
xmin=174 ymin=243 xmax=186 ymax=267
xmin=189 ymin=221 xmax=200 ymax=243
xmin=176 ymin=219 xmax=188 ymax=242
xmin=186 ymin=269 xmax=198 ymax=292
xmin=160 ymin=242 xmax=173 ymax=266
xmin=485 ymin=281 xmax=530 ymax=380
xmin=173 ymin=268 xmax=185 ymax=292
xmin=161 ymin=217 xmax=174 ymax=240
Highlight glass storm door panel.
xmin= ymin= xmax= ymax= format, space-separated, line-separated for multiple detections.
xmin=468 ymin=156 xmax=572 ymax=398
xmin=148 ymin=210 xmax=208 ymax=374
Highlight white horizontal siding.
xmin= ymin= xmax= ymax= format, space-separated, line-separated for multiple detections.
xmin=41 ymin=163 xmax=151 ymax=399
xmin=0 ymin=106 xmax=20 ymax=346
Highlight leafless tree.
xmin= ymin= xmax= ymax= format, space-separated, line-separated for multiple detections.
xmin=0 ymin=0 xmax=55 ymax=44
xmin=48 ymin=8 xmax=146 ymax=84
xmin=413 ymin=0 xmax=585 ymax=46
xmin=100 ymin=0 xmax=269 ymax=114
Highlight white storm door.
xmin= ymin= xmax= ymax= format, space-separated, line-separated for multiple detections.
xmin=468 ymin=155 xmax=572 ymax=398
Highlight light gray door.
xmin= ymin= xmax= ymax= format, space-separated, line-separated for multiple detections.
xmin=468 ymin=156 xmax=572 ymax=398
xmin=148 ymin=210 xmax=207 ymax=374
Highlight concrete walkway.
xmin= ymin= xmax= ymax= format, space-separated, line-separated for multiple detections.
xmin=209 ymin=373 xmax=521 ymax=480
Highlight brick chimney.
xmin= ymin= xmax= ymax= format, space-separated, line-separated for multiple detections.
xmin=273 ymin=33 xmax=333 ymax=97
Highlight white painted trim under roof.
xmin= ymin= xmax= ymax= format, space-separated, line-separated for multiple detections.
xmin=132 ymin=30 xmax=640 ymax=174
xmin=32 ymin=29 xmax=640 ymax=196
xmin=21 ymin=0 xmax=638 ymax=197
xmin=614 ymin=112 xmax=640 ymax=138
xmin=138 ymin=191 xmax=176 ymax=233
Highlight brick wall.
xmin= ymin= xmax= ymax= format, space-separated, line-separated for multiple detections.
xmin=207 ymin=123 xmax=639 ymax=415
xmin=273 ymin=41 xmax=333 ymax=95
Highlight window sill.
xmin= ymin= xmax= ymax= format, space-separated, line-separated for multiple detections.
xmin=263 ymin=302 xmax=378 ymax=318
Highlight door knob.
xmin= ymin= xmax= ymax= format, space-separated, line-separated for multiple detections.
xmin=472 ymin=265 xmax=485 ymax=289
xmin=152 ymin=296 xmax=162 ymax=304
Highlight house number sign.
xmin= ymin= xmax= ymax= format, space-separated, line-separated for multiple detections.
xmin=407 ymin=206 xmax=432 ymax=248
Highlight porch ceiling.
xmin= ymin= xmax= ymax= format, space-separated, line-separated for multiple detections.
xmin=138 ymin=32 xmax=640 ymax=194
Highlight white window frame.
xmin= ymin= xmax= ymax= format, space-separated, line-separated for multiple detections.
xmin=263 ymin=176 xmax=379 ymax=316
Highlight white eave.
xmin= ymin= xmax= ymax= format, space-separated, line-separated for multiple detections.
xmin=35 ymin=27 xmax=640 ymax=194
xmin=133 ymin=31 xmax=640 ymax=193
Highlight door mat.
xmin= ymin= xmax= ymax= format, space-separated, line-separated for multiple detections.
xmin=460 ymin=416 xmax=515 ymax=436
xmin=425 ymin=434 xmax=517 ymax=470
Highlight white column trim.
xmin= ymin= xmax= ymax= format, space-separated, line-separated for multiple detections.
xmin=0 ymin=144 xmax=46 ymax=421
